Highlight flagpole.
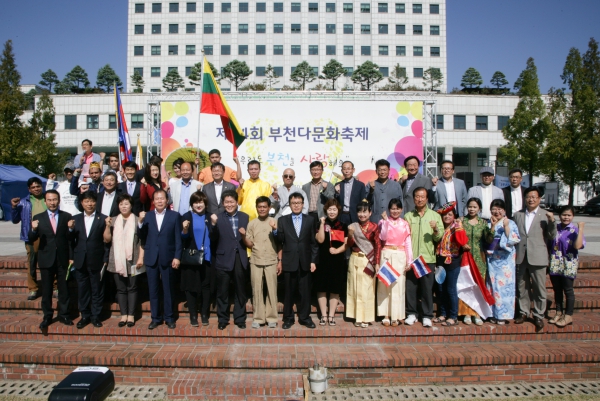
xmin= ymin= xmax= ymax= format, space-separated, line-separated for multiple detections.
xmin=195 ymin=51 xmax=206 ymax=173
xmin=113 ymin=81 xmax=121 ymax=168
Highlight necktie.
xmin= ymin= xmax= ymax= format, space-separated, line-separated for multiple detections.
xmin=128 ymin=182 xmax=134 ymax=196
xmin=50 ymin=212 xmax=57 ymax=234
xmin=294 ymin=215 xmax=301 ymax=237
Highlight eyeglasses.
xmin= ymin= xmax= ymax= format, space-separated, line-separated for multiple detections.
xmin=283 ymin=175 xmax=294 ymax=179
xmin=290 ymin=201 xmax=303 ymax=205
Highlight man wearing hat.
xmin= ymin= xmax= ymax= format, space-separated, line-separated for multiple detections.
xmin=46 ymin=163 xmax=80 ymax=216
xmin=465 ymin=167 xmax=504 ymax=220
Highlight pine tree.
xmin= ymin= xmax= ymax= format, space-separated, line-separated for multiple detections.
xmin=39 ymin=69 xmax=59 ymax=92
xmin=188 ymin=61 xmax=219 ymax=86
xmin=319 ymin=59 xmax=346 ymax=90
xmin=65 ymin=65 xmax=90 ymax=89
xmin=222 ymin=60 xmax=253 ymax=90
xmin=290 ymin=61 xmax=317 ymax=90
xmin=422 ymin=68 xmax=443 ymax=91
xmin=130 ymin=70 xmax=145 ymax=93
xmin=263 ymin=64 xmax=279 ymax=90
xmin=96 ymin=64 xmax=123 ymax=92
xmin=162 ymin=68 xmax=185 ymax=91
xmin=386 ymin=64 xmax=409 ymax=90
xmin=460 ymin=67 xmax=483 ymax=89
xmin=490 ymin=71 xmax=509 ymax=89
xmin=351 ymin=61 xmax=383 ymax=91
xmin=28 ymin=92 xmax=68 ymax=174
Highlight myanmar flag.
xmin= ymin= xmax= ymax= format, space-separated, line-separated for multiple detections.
xmin=200 ymin=57 xmax=245 ymax=156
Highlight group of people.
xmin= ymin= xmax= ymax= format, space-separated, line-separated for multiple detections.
xmin=11 ymin=140 xmax=585 ymax=331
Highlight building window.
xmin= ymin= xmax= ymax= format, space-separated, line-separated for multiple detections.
xmin=151 ymin=67 xmax=160 ymax=77
xmin=257 ymin=2 xmax=266 ymax=11
xmin=396 ymin=24 xmax=405 ymax=34
xmin=239 ymin=24 xmax=248 ymax=33
xmin=378 ymin=2 xmax=388 ymax=12
xmin=204 ymin=24 xmax=213 ymax=33
xmin=274 ymin=45 xmax=283 ymax=55
xmin=343 ymin=45 xmax=353 ymax=55
xmin=361 ymin=3 xmax=370 ymax=12
xmin=344 ymin=24 xmax=353 ymax=34
xmin=168 ymin=45 xmax=178 ymax=55
xmin=186 ymin=45 xmax=196 ymax=55
xmin=326 ymin=45 xmax=336 ymax=55
xmin=274 ymin=2 xmax=283 ymax=11
xmin=414 ymin=68 xmax=423 ymax=78
xmin=274 ymin=67 xmax=283 ymax=77
xmin=291 ymin=24 xmax=301 ymax=33
xmin=204 ymin=2 xmax=213 ymax=12
xmin=169 ymin=2 xmax=179 ymax=12
xmin=133 ymin=67 xmax=143 ymax=77
xmin=343 ymin=3 xmax=353 ymax=12
xmin=87 ymin=115 xmax=99 ymax=129
xmin=187 ymin=2 xmax=196 ymax=12
xmin=454 ymin=153 xmax=469 ymax=167
xmin=239 ymin=2 xmax=248 ymax=11
xmin=255 ymin=23 xmax=266 ymax=33
xmin=454 ymin=115 xmax=466 ymax=130
xmin=430 ymin=4 xmax=439 ymax=14
xmin=64 ymin=115 xmax=77 ymax=130
xmin=256 ymin=67 xmax=266 ymax=76
xmin=221 ymin=24 xmax=231 ymax=34
xmin=238 ymin=45 xmax=248 ymax=55
xmin=221 ymin=45 xmax=231 ymax=55
xmin=380 ymin=67 xmax=389 ymax=77
xmin=134 ymin=3 xmax=145 ymax=13
xmin=185 ymin=66 xmax=192 ymax=76
xmin=361 ymin=24 xmax=371 ymax=34
xmin=291 ymin=45 xmax=301 ymax=55
xmin=326 ymin=3 xmax=335 ymax=12
xmin=134 ymin=46 xmax=144 ymax=56
xmin=379 ymin=45 xmax=388 ymax=55
xmin=291 ymin=3 xmax=301 ymax=12
xmin=361 ymin=46 xmax=371 ymax=55
xmin=476 ymin=116 xmax=488 ymax=130
xmin=185 ymin=88 xmax=195 ymax=92
xmin=436 ymin=115 xmax=444 ymax=129
xmin=150 ymin=88 xmax=161 ymax=92
xmin=186 ymin=23 xmax=196 ymax=33
xmin=413 ymin=46 xmax=423 ymax=56
xmin=413 ymin=25 xmax=422 ymax=35
xmin=309 ymin=2 xmax=318 ymax=11
xmin=152 ymin=3 xmax=161 ymax=12
xmin=498 ymin=116 xmax=510 ymax=131
xmin=108 ymin=115 xmax=117 ymax=129
xmin=168 ymin=66 xmax=178 ymax=72
xmin=430 ymin=47 xmax=440 ymax=57
xmin=204 ymin=45 xmax=213 ymax=55
xmin=221 ymin=2 xmax=231 ymax=12
xmin=134 ymin=24 xmax=144 ymax=34
xmin=326 ymin=24 xmax=336 ymax=33
xmin=151 ymin=45 xmax=161 ymax=55
xmin=477 ymin=153 xmax=488 ymax=167
xmin=413 ymin=3 xmax=422 ymax=13
xmin=396 ymin=46 xmax=406 ymax=56
xmin=131 ymin=114 xmax=144 ymax=129
xmin=169 ymin=24 xmax=178 ymax=34
xmin=431 ymin=25 xmax=440 ymax=35
xmin=344 ymin=67 xmax=353 ymax=75
xmin=309 ymin=45 xmax=318 ymax=55
xmin=274 ymin=24 xmax=283 ymax=33
xmin=256 ymin=45 xmax=266 ymax=55
xmin=379 ymin=24 xmax=388 ymax=34
xmin=395 ymin=3 xmax=405 ymax=12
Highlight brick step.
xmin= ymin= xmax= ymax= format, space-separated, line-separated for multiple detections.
xmin=1 ymin=312 xmax=599 ymax=345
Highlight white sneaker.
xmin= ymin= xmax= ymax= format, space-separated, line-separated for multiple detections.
xmin=422 ymin=318 xmax=432 ymax=328
xmin=405 ymin=315 xmax=417 ymax=326
xmin=251 ymin=322 xmax=261 ymax=329
xmin=268 ymin=322 xmax=277 ymax=328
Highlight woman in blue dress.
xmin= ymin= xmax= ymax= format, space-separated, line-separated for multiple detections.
xmin=485 ymin=199 xmax=521 ymax=324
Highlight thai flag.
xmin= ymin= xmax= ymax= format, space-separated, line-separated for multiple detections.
xmin=114 ymin=84 xmax=132 ymax=165
xmin=377 ymin=260 xmax=401 ymax=287
xmin=410 ymin=256 xmax=432 ymax=278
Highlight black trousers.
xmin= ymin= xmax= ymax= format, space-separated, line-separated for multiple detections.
xmin=215 ymin=253 xmax=247 ymax=325
xmin=405 ymin=263 xmax=435 ymax=319
xmin=75 ymin=258 xmax=104 ymax=320
xmin=185 ymin=266 xmax=211 ymax=319
xmin=113 ymin=273 xmax=139 ymax=316
xmin=40 ymin=260 xmax=70 ymax=320
xmin=550 ymin=275 xmax=575 ymax=316
xmin=283 ymin=269 xmax=312 ymax=323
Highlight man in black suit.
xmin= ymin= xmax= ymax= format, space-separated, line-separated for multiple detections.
xmin=202 ymin=162 xmax=237 ymax=216
xmin=211 ymin=190 xmax=249 ymax=330
xmin=503 ymin=168 xmax=526 ymax=218
xmin=277 ymin=192 xmax=318 ymax=329
xmin=400 ymin=156 xmax=436 ymax=213
xmin=334 ymin=161 xmax=367 ymax=225
xmin=119 ymin=161 xmax=143 ymax=215
xmin=67 ymin=191 xmax=110 ymax=329
xmin=96 ymin=171 xmax=120 ymax=217
xmin=29 ymin=190 xmax=73 ymax=329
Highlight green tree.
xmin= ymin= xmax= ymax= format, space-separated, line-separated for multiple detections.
xmin=490 ymin=71 xmax=509 ymax=90
xmin=290 ymin=61 xmax=317 ymax=90
xmin=39 ymin=69 xmax=59 ymax=92
xmin=383 ymin=64 xmax=409 ymax=90
xmin=96 ymin=64 xmax=123 ymax=92
xmin=162 ymin=68 xmax=185 ymax=91
xmin=581 ymin=38 xmax=600 ymax=191
xmin=64 ymin=65 xmax=90 ymax=89
xmin=222 ymin=60 xmax=253 ymax=90
xmin=319 ymin=59 xmax=346 ymax=90
xmin=351 ymin=61 xmax=383 ymax=91
xmin=500 ymin=57 xmax=551 ymax=179
xmin=130 ymin=70 xmax=145 ymax=93
xmin=24 ymin=89 xmax=37 ymax=110
xmin=240 ymin=82 xmax=267 ymax=91
xmin=460 ymin=67 xmax=483 ymax=89
xmin=263 ymin=64 xmax=279 ymax=90
xmin=422 ymin=67 xmax=443 ymax=91
xmin=53 ymin=78 xmax=72 ymax=94
xmin=188 ymin=61 xmax=219 ymax=86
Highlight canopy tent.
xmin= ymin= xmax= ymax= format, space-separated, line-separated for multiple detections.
xmin=0 ymin=165 xmax=47 ymax=221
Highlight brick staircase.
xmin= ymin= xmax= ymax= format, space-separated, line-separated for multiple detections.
xmin=0 ymin=255 xmax=599 ymax=400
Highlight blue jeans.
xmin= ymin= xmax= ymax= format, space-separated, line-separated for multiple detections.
xmin=438 ymin=265 xmax=460 ymax=320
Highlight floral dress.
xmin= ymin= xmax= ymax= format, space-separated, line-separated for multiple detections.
xmin=465 ymin=217 xmax=492 ymax=279
xmin=549 ymin=223 xmax=586 ymax=279
xmin=486 ymin=219 xmax=521 ymax=320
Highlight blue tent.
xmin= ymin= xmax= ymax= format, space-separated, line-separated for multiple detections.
xmin=0 ymin=165 xmax=47 ymax=221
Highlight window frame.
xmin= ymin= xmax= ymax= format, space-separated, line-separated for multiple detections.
xmin=204 ymin=2 xmax=213 ymax=12
xmin=396 ymin=24 xmax=405 ymax=34
xmin=186 ymin=45 xmax=196 ymax=55
xmin=221 ymin=24 xmax=231 ymax=34
xmin=274 ymin=24 xmax=284 ymax=33
xmin=108 ymin=114 xmax=117 ymax=129
xmin=239 ymin=23 xmax=249 ymax=34
xmin=273 ymin=45 xmax=284 ymax=55
xmin=343 ymin=45 xmax=353 ymax=55
xmin=150 ymin=67 xmax=161 ymax=77
xmin=308 ymin=24 xmax=318 ymax=33
xmin=256 ymin=2 xmax=266 ymax=11
xmin=187 ymin=2 xmax=196 ymax=12
xmin=379 ymin=45 xmax=389 ymax=55
xmin=454 ymin=115 xmax=467 ymax=130
xmin=131 ymin=114 xmax=144 ymax=129
xmin=186 ymin=23 xmax=196 ymax=33
xmin=476 ymin=116 xmax=488 ymax=131
xmin=291 ymin=45 xmax=301 ymax=55
xmin=395 ymin=3 xmax=405 ymax=13
xmin=396 ymin=46 xmax=406 ymax=56
xmin=378 ymin=24 xmax=388 ymax=34
xmin=169 ymin=2 xmax=179 ymax=12
xmin=256 ymin=45 xmax=266 ymax=55
xmin=361 ymin=45 xmax=371 ymax=56
xmin=168 ymin=24 xmax=178 ymax=34
xmin=343 ymin=3 xmax=353 ymax=12
xmin=134 ymin=46 xmax=144 ymax=56
xmin=221 ymin=45 xmax=231 ymax=55
xmin=135 ymin=3 xmax=145 ymax=13
xmin=221 ymin=2 xmax=231 ymax=12
xmin=326 ymin=45 xmax=336 ymax=55
xmin=239 ymin=2 xmax=249 ymax=12
xmin=326 ymin=24 xmax=336 ymax=33
xmin=256 ymin=23 xmax=266 ymax=34
xmin=151 ymin=45 xmax=161 ymax=55
xmin=326 ymin=3 xmax=336 ymax=12
xmin=64 ymin=115 xmax=77 ymax=130
xmin=168 ymin=45 xmax=178 ymax=55
xmin=86 ymin=115 xmax=99 ymax=130
xmin=291 ymin=24 xmax=301 ymax=33
xmin=308 ymin=45 xmax=318 ymax=55
xmin=238 ymin=45 xmax=249 ymax=55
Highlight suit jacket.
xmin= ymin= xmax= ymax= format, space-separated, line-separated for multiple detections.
xmin=335 ymin=178 xmax=367 ymax=223
xmin=402 ymin=173 xmax=435 ymax=213
xmin=202 ymin=180 xmax=237 ymax=216
xmin=96 ymin=190 xmax=120 ymax=217
xmin=67 ymin=212 xmax=110 ymax=271
xmin=302 ymin=181 xmax=335 ymax=219
xmin=211 ymin=211 xmax=249 ymax=271
xmin=465 ymin=184 xmax=505 ymax=216
xmin=139 ymin=209 xmax=182 ymax=267
xmin=118 ymin=180 xmax=143 ymax=215
xmin=513 ymin=207 xmax=557 ymax=266
xmin=433 ymin=177 xmax=468 ymax=216
xmin=171 ymin=179 xmax=202 ymax=214
xmin=502 ymin=186 xmax=526 ymax=217
xmin=28 ymin=210 xmax=73 ymax=269
xmin=276 ymin=213 xmax=319 ymax=272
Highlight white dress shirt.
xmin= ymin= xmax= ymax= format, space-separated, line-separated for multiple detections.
xmin=214 ymin=180 xmax=224 ymax=205
xmin=443 ymin=179 xmax=456 ymax=203
xmin=101 ymin=191 xmax=116 ymax=216
xmin=84 ymin=212 xmax=96 ymax=237
xmin=525 ymin=207 xmax=539 ymax=233
xmin=480 ymin=184 xmax=493 ymax=219
xmin=155 ymin=208 xmax=167 ymax=231
xmin=511 ymin=186 xmax=523 ymax=216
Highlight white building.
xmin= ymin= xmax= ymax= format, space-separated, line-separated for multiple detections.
xmin=126 ymin=0 xmax=447 ymax=91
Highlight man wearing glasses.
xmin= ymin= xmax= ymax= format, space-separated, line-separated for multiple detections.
xmin=271 ymin=168 xmax=308 ymax=219
xmin=432 ymin=160 xmax=468 ymax=217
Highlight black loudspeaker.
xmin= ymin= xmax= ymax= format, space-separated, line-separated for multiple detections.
xmin=48 ymin=367 xmax=115 ymax=401
xmin=457 ymin=172 xmax=474 ymax=190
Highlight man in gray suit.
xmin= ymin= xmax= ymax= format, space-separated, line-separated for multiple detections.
xmin=400 ymin=156 xmax=435 ymax=213
xmin=202 ymin=163 xmax=236 ymax=216
xmin=513 ymin=187 xmax=556 ymax=330
xmin=432 ymin=160 xmax=468 ymax=216
xmin=465 ymin=166 xmax=504 ymax=219
xmin=302 ymin=161 xmax=335 ymax=222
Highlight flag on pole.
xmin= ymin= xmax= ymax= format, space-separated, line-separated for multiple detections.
xmin=200 ymin=57 xmax=245 ymax=156
xmin=376 ymin=260 xmax=401 ymax=287
xmin=135 ymin=136 xmax=144 ymax=169
xmin=410 ymin=255 xmax=432 ymax=278
xmin=114 ymin=84 xmax=132 ymax=165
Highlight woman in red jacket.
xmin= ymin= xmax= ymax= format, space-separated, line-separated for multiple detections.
xmin=139 ymin=162 xmax=166 ymax=211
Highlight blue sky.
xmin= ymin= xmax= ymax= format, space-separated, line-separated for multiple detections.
xmin=2 ymin=0 xmax=599 ymax=92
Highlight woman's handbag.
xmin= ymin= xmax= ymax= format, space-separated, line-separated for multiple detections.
xmin=182 ymin=247 xmax=204 ymax=265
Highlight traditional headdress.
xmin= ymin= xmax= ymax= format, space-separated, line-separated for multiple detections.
xmin=436 ymin=201 xmax=456 ymax=215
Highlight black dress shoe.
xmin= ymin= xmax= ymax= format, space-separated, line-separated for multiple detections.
xmin=76 ymin=318 xmax=90 ymax=329
xmin=167 ymin=322 xmax=176 ymax=329
xmin=91 ymin=319 xmax=103 ymax=328
xmin=126 ymin=321 xmax=135 ymax=328
xmin=533 ymin=317 xmax=544 ymax=330
xmin=118 ymin=321 xmax=127 ymax=327
xmin=201 ymin=315 xmax=209 ymax=326
xmin=148 ymin=321 xmax=162 ymax=330
xmin=39 ymin=319 xmax=51 ymax=330
xmin=514 ymin=314 xmax=526 ymax=324
xmin=299 ymin=320 xmax=316 ymax=329
xmin=190 ymin=317 xmax=199 ymax=327
xmin=218 ymin=323 xmax=227 ymax=330
xmin=236 ymin=323 xmax=246 ymax=329
xmin=282 ymin=321 xmax=294 ymax=330
xmin=59 ymin=317 xmax=73 ymax=326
